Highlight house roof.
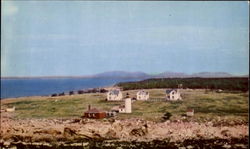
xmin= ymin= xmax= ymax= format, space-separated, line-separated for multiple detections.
xmin=137 ymin=90 xmax=149 ymax=95
xmin=187 ymin=109 xmax=194 ymax=112
xmin=111 ymin=106 xmax=120 ymax=111
xmin=166 ymin=89 xmax=175 ymax=94
xmin=119 ymin=105 xmax=125 ymax=109
xmin=85 ymin=108 xmax=105 ymax=113
xmin=109 ymin=90 xmax=120 ymax=95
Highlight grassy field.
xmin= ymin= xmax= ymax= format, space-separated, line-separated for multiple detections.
xmin=1 ymin=89 xmax=248 ymax=122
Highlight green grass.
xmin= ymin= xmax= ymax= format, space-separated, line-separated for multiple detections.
xmin=2 ymin=89 xmax=248 ymax=122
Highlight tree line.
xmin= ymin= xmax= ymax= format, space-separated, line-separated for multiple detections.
xmin=116 ymin=77 xmax=248 ymax=91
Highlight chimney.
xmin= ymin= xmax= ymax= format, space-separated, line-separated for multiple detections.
xmin=126 ymin=93 xmax=130 ymax=98
xmin=88 ymin=105 xmax=91 ymax=110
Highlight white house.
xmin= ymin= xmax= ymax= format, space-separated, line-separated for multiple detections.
xmin=136 ymin=90 xmax=149 ymax=100
xmin=107 ymin=89 xmax=122 ymax=101
xmin=166 ymin=89 xmax=182 ymax=101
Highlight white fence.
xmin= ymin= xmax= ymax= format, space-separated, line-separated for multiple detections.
xmin=147 ymin=98 xmax=166 ymax=102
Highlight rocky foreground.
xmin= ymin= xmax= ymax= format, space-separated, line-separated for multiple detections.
xmin=0 ymin=112 xmax=248 ymax=149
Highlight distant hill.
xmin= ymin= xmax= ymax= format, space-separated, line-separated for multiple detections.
xmin=189 ymin=72 xmax=233 ymax=78
xmin=153 ymin=71 xmax=189 ymax=78
xmin=2 ymin=71 xmax=246 ymax=79
xmin=92 ymin=71 xmax=238 ymax=79
xmin=92 ymin=71 xmax=150 ymax=79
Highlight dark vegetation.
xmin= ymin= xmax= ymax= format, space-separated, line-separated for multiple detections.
xmin=69 ymin=91 xmax=74 ymax=95
xmin=58 ymin=92 xmax=65 ymax=96
xmin=50 ymin=88 xmax=108 ymax=97
xmin=162 ymin=112 xmax=172 ymax=121
xmin=117 ymin=77 xmax=248 ymax=91
xmin=6 ymin=137 xmax=248 ymax=149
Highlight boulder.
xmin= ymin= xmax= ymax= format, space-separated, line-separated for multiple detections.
xmin=64 ymin=127 xmax=77 ymax=136
xmin=130 ymin=127 xmax=148 ymax=137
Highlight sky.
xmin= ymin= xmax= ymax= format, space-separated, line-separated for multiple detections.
xmin=1 ymin=1 xmax=249 ymax=77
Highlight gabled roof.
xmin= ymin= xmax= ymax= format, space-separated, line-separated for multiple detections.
xmin=137 ymin=90 xmax=149 ymax=95
xmin=119 ymin=105 xmax=125 ymax=109
xmin=166 ymin=89 xmax=177 ymax=94
xmin=109 ymin=90 xmax=120 ymax=95
xmin=111 ymin=106 xmax=120 ymax=111
xmin=85 ymin=108 xmax=105 ymax=113
xmin=187 ymin=109 xmax=194 ymax=112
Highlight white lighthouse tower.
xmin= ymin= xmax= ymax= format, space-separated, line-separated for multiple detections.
xmin=118 ymin=93 xmax=132 ymax=113
xmin=125 ymin=98 xmax=132 ymax=113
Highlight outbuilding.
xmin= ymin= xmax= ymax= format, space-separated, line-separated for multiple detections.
xmin=186 ymin=109 xmax=194 ymax=117
xmin=84 ymin=105 xmax=106 ymax=119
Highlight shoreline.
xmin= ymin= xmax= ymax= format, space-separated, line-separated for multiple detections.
xmin=1 ymin=86 xmax=115 ymax=100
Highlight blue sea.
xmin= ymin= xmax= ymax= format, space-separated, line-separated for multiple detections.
xmin=1 ymin=78 xmax=139 ymax=99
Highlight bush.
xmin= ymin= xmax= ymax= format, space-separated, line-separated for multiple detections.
xmin=162 ymin=112 xmax=172 ymax=121
xmin=78 ymin=90 xmax=84 ymax=94
xmin=51 ymin=93 xmax=57 ymax=97
xmin=69 ymin=91 xmax=74 ymax=95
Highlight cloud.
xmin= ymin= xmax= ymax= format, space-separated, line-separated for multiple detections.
xmin=2 ymin=1 xmax=18 ymax=16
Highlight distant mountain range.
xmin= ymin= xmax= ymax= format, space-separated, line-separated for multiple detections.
xmin=2 ymin=71 xmax=248 ymax=79
xmin=91 ymin=71 xmax=247 ymax=79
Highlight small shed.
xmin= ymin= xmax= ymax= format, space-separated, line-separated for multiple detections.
xmin=106 ymin=111 xmax=117 ymax=117
xmin=111 ymin=106 xmax=120 ymax=113
xmin=84 ymin=105 xmax=106 ymax=119
xmin=186 ymin=109 xmax=194 ymax=117
xmin=6 ymin=106 xmax=15 ymax=112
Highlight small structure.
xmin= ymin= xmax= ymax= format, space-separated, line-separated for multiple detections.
xmin=216 ymin=89 xmax=223 ymax=93
xmin=106 ymin=111 xmax=117 ymax=117
xmin=119 ymin=98 xmax=132 ymax=113
xmin=118 ymin=105 xmax=126 ymax=113
xmin=111 ymin=97 xmax=132 ymax=114
xmin=107 ymin=89 xmax=122 ymax=101
xmin=6 ymin=106 xmax=15 ymax=112
xmin=110 ymin=106 xmax=120 ymax=113
xmin=136 ymin=90 xmax=149 ymax=100
xmin=84 ymin=105 xmax=106 ymax=119
xmin=166 ymin=89 xmax=182 ymax=101
xmin=186 ymin=109 xmax=194 ymax=117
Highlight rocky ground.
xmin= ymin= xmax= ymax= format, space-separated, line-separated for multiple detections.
xmin=0 ymin=111 xmax=248 ymax=149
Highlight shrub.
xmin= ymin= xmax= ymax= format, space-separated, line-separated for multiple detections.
xmin=162 ymin=112 xmax=172 ymax=121
xmin=78 ymin=90 xmax=84 ymax=94
xmin=69 ymin=91 xmax=74 ymax=95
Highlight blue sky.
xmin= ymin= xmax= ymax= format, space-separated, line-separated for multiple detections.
xmin=2 ymin=1 xmax=249 ymax=77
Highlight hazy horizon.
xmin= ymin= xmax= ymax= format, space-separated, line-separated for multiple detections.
xmin=2 ymin=1 xmax=249 ymax=77
xmin=1 ymin=70 xmax=248 ymax=78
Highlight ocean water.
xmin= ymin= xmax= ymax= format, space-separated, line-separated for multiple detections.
xmin=0 ymin=78 xmax=139 ymax=99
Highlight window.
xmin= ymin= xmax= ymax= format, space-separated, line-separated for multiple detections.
xmin=172 ymin=96 xmax=174 ymax=99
